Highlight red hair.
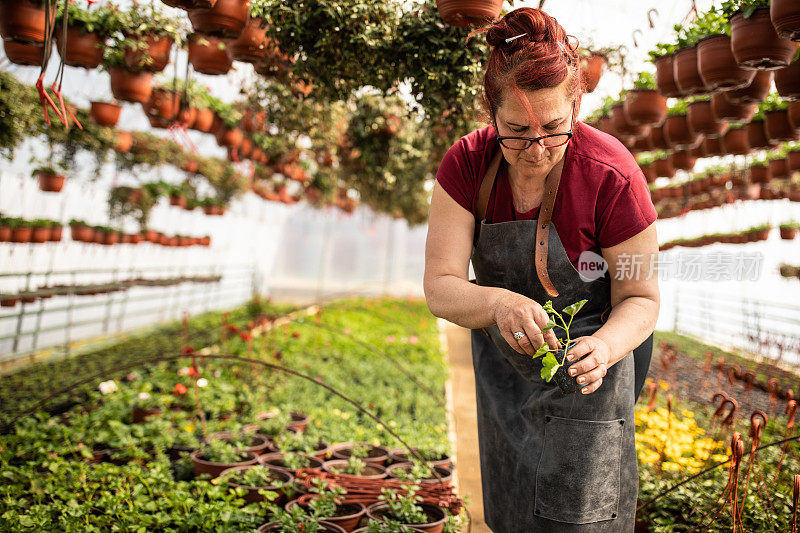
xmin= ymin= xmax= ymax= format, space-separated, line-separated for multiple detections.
xmin=470 ymin=7 xmax=583 ymax=126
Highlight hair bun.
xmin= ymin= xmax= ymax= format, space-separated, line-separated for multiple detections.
xmin=485 ymin=7 xmax=560 ymax=50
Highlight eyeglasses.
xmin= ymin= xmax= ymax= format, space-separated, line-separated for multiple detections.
xmin=495 ymin=101 xmax=577 ymax=150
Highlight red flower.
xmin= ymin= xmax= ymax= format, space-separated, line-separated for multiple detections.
xmin=174 ymin=383 xmax=188 ymax=395
xmin=181 ymin=346 xmax=195 ymax=355
xmin=239 ymin=332 xmax=252 ymax=342
xmin=292 ymin=331 xmax=301 ymax=338
xmin=227 ymin=325 xmax=239 ymax=333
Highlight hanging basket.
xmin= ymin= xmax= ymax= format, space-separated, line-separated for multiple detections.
xmin=0 ymin=0 xmax=51 ymax=43
xmin=90 ymin=101 xmax=122 ymax=127
xmin=764 ymin=109 xmax=800 ymax=142
xmin=673 ymin=46 xmax=706 ymax=95
xmin=790 ymin=101 xmax=800 ymax=130
xmin=623 ymin=89 xmax=667 ymax=126
xmin=2 ymin=38 xmax=46 ymax=66
xmin=115 ymin=131 xmax=134 ymax=153
xmin=228 ymin=16 xmax=268 ymax=63
xmin=124 ymin=33 xmax=173 ymax=73
xmin=775 ymin=58 xmax=800 ymax=100
xmin=771 ymin=0 xmax=800 ymax=41
xmin=187 ymin=34 xmax=233 ymax=75
xmin=722 ymin=127 xmax=751 ymax=155
xmin=663 ymin=114 xmax=699 ymax=149
xmin=109 ymin=67 xmax=153 ymax=104
xmin=730 ymin=8 xmax=799 ymax=70
xmin=654 ymin=54 xmax=682 ymax=97
xmin=188 ymin=0 xmax=251 ymax=38
xmin=434 ymin=0 xmax=504 ymax=28
xmin=696 ymin=34 xmax=756 ymax=91
xmin=686 ymin=100 xmax=727 ymax=137
xmin=610 ymin=104 xmax=648 ymax=137
xmin=746 ymin=120 xmax=776 ymax=150
xmin=36 ymin=172 xmax=66 ymax=193
xmin=711 ymin=92 xmax=756 ymax=122
xmin=723 ymin=70 xmax=773 ymax=104
xmin=580 ymin=52 xmax=606 ymax=93
xmin=54 ymin=25 xmax=104 ymax=69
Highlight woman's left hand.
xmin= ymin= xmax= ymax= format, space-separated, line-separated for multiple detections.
xmin=564 ymin=336 xmax=612 ymax=395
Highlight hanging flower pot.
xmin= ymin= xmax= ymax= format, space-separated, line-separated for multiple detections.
xmin=702 ymin=136 xmax=725 ymax=157
xmin=654 ymin=157 xmax=675 ymax=178
xmin=2 ymin=39 xmax=46 ymax=66
xmin=146 ymin=89 xmax=180 ymax=121
xmin=55 ymin=24 xmax=105 ymax=69
xmin=610 ymin=103 xmax=649 ymax=137
xmin=771 ymin=0 xmax=800 ymax=41
xmin=687 ymin=99 xmax=727 ymax=137
xmin=90 ymin=101 xmax=122 ymax=127
xmin=711 ymin=92 xmax=757 ymax=121
xmin=664 ymin=114 xmax=699 ymax=149
xmin=723 ymin=126 xmax=751 ymax=155
xmin=623 ymin=89 xmax=667 ymax=126
xmin=730 ymin=8 xmax=799 ymax=70
xmin=690 ymin=143 xmax=706 ymax=160
xmin=11 ymin=224 xmax=32 ymax=243
xmin=188 ymin=0 xmax=251 ymax=38
xmin=178 ymin=107 xmax=198 ymax=128
xmin=654 ymin=54 xmax=682 ymax=97
xmin=724 ymin=70 xmax=773 ymax=104
xmin=769 ymin=158 xmax=790 ymax=179
xmin=649 ymin=124 xmax=670 ymax=150
xmin=748 ymin=164 xmax=772 ymax=184
xmin=192 ymin=107 xmax=215 ymax=132
xmin=775 ymin=59 xmax=800 ymax=100
xmin=115 ymin=131 xmax=134 ymax=153
xmin=187 ymin=34 xmax=232 ymax=75
xmin=228 ymin=16 xmax=268 ymax=63
xmin=790 ymin=101 xmax=800 ymax=130
xmin=0 ymin=0 xmax=51 ymax=43
xmin=747 ymin=120 xmax=777 ymax=149
xmin=580 ymin=52 xmax=606 ymax=93
xmin=697 ymin=34 xmax=756 ymax=91
xmin=35 ymin=170 xmax=66 ymax=192
xmin=109 ymin=67 xmax=153 ymax=104
xmin=764 ymin=109 xmax=800 ymax=142
xmin=239 ymin=137 xmax=253 ymax=158
xmin=216 ymin=127 xmax=243 ymax=149
xmin=434 ymin=0 xmax=504 ymax=28
xmin=124 ymin=34 xmax=173 ymax=73
xmin=639 ymin=162 xmax=657 ymax=183
xmin=789 ymin=150 xmax=800 ymax=170
xmin=631 ymin=136 xmax=653 ymax=153
xmin=31 ymin=226 xmax=51 ymax=244
xmin=670 ymin=150 xmax=697 ymax=171
xmin=673 ymin=46 xmax=706 ymax=96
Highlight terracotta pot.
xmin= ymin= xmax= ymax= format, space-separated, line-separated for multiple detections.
xmin=227 ymin=16 xmax=268 ymax=63
xmin=187 ymin=35 xmax=232 ymax=75
xmin=775 ymin=59 xmax=800 ymax=100
xmin=711 ymin=92 xmax=757 ymax=122
xmin=90 ymin=102 xmax=122 ymax=127
xmin=70 ymin=224 xmax=94 ymax=242
xmin=169 ymin=194 xmax=187 ymax=208
xmin=31 ymin=227 xmax=51 ymax=243
xmin=702 ymin=136 xmax=725 ymax=157
xmin=764 ymin=109 xmax=800 ymax=142
xmin=747 ymin=120 xmax=776 ymax=149
xmin=780 ymin=227 xmax=798 ymax=240
xmin=145 ymin=89 xmax=180 ymax=121
xmin=791 ymin=101 xmax=800 ymax=130
xmin=239 ymin=137 xmax=253 ymax=158
xmin=220 ymin=464 xmax=293 ymax=505
xmin=36 ymin=172 xmax=66 ymax=192
xmin=434 ymin=0 xmax=504 ymax=27
xmin=2 ymin=38 xmax=46 ymax=66
xmin=11 ymin=226 xmax=31 ymax=243
xmin=216 ymin=127 xmax=243 ymax=149
xmin=697 ymin=34 xmax=757 ymax=92
xmin=748 ymin=165 xmax=772 ymax=184
xmin=670 ymin=150 xmax=697 ymax=171
xmin=654 ymin=157 xmax=675 ymax=178
xmin=115 ymin=131 xmax=133 ymax=153
xmin=769 ymin=158 xmax=790 ymax=179
xmin=0 ymin=0 xmax=51 ymax=43
xmin=771 ymin=0 xmax=800 ymax=41
xmin=687 ymin=100 xmax=727 ymax=137
xmin=188 ymin=0 xmax=251 ymax=38
xmin=285 ymin=499 xmax=366 ymax=532
xmin=330 ymin=443 xmax=390 ymax=467
xmin=109 ymin=67 xmax=153 ymax=104
xmin=674 ymin=46 xmax=706 ymax=95
xmin=623 ymin=89 xmax=667 ymax=126
xmin=639 ymin=163 xmax=656 ymax=184
xmin=102 ymin=231 xmax=120 ymax=246
xmin=0 ymin=225 xmax=10 ymax=242
xmin=664 ymin=114 xmax=699 ymax=149
xmin=631 ymin=136 xmax=653 ymax=153
xmin=190 ymin=449 xmax=258 ymax=478
xmin=322 ymin=459 xmax=388 ymax=479
xmin=788 ymin=150 xmax=800 ymax=170
xmin=724 ymin=70 xmax=773 ymax=104
xmin=580 ymin=52 xmax=606 ymax=93
xmin=124 ymin=33 xmax=172 ymax=72
xmin=654 ymin=54 xmax=682 ymax=97
xmin=55 ymin=24 xmax=104 ymax=69
xmin=386 ymin=463 xmax=454 ymax=485
xmin=610 ymin=104 xmax=648 ymax=137
xmin=0 ymin=296 xmax=19 ymax=307
xmin=179 ymin=107 xmax=198 ymax=128
xmin=648 ymin=124 xmax=670 ymax=150
xmin=144 ymin=230 xmax=159 ymax=243
xmin=181 ymin=159 xmax=199 ymax=173
xmin=192 ymin=107 xmax=215 ymax=132
xmin=731 ymin=8 xmax=799 ymax=70
xmin=366 ymin=502 xmax=446 ymax=533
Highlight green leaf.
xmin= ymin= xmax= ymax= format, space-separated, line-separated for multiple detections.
xmin=532 ymin=344 xmax=550 ymax=359
xmin=541 ymin=320 xmax=556 ymax=333
xmin=541 ymin=352 xmax=560 ymax=382
xmin=562 ymin=299 xmax=588 ymax=317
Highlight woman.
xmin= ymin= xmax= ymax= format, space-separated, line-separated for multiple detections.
xmin=423 ymin=7 xmax=659 ymax=533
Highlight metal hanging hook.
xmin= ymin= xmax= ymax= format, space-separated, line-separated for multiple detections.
xmin=648 ymin=8 xmax=659 ymax=29
xmin=632 ymin=30 xmax=643 ymax=48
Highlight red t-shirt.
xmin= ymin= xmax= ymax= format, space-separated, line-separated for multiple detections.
xmin=435 ymin=121 xmax=658 ymax=269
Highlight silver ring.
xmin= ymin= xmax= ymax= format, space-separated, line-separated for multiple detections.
xmin=513 ymin=331 xmax=526 ymax=340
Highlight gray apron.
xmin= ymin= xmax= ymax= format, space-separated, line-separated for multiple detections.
xmin=469 ymin=149 xmax=640 ymax=532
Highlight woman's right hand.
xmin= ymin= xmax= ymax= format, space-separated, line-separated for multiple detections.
xmin=492 ymin=290 xmax=561 ymax=356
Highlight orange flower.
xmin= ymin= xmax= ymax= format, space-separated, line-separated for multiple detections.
xmin=174 ymin=383 xmax=188 ymax=395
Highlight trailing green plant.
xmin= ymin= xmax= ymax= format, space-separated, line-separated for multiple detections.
xmin=648 ymin=41 xmax=678 ymax=61
xmin=632 ymin=72 xmax=658 ymax=91
xmin=758 ymin=93 xmax=789 ymax=114
xmin=58 ymin=1 xmax=120 ymax=35
xmin=721 ymin=0 xmax=770 ymax=18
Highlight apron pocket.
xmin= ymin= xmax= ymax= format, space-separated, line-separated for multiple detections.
xmin=534 ymin=415 xmax=624 ymax=524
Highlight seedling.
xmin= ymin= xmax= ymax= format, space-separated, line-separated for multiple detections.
xmin=530 ymin=299 xmax=588 ymax=384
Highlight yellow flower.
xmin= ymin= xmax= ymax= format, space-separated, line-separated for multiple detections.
xmin=184 ymin=424 xmax=195 ymax=432
xmin=658 ymin=380 xmax=670 ymax=391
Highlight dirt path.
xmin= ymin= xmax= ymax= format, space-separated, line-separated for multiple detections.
xmin=443 ymin=322 xmax=491 ymax=533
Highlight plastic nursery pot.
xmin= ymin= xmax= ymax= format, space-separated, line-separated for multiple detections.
xmin=654 ymin=54 xmax=682 ymax=97
xmin=366 ymin=502 xmax=447 ymax=533
xmin=218 ymin=464 xmax=293 ymax=505
xmin=206 ymin=431 xmax=275 ymax=456
xmin=775 ymin=59 xmax=800 ymax=100
xmin=285 ymin=499 xmax=366 ymax=532
xmin=90 ymin=101 xmax=122 ymax=127
xmin=780 ymin=227 xmax=798 ymax=240
xmin=190 ymin=449 xmax=258 ymax=478
xmin=215 ymin=127 xmax=243 ymax=149
xmin=0 ymin=0 xmax=52 ymax=43
xmin=550 ymin=341 xmax=582 ymax=395
xmin=124 ymin=33 xmax=172 ymax=73
xmin=711 ymin=92 xmax=757 ymax=122
xmin=257 ymin=521 xmax=346 ymax=533
xmin=648 ymin=124 xmax=670 ymax=150
xmin=730 ymin=8 xmax=799 ymax=70
xmin=330 ymin=443 xmax=390 ymax=466
xmin=771 ymin=0 xmax=800 ymax=41
xmin=109 ymin=67 xmax=153 ymax=104
xmin=687 ymin=100 xmax=727 ymax=137
xmin=580 ymin=52 xmax=606 ymax=93
xmin=188 ymin=0 xmax=251 ymax=38
xmin=789 ymin=150 xmax=800 ymax=171
xmin=258 ymin=452 xmax=324 ymax=474
xmin=286 ymin=411 xmax=310 ymax=432
xmin=697 ymin=34 xmax=756 ymax=92
xmin=673 ymin=46 xmax=706 ymax=96
xmin=386 ymin=463 xmax=454 ymax=484
xmin=31 ymin=227 xmax=51 ymax=243
xmin=145 ymin=89 xmax=180 ymax=121
xmin=54 ymin=24 xmax=104 ymax=69
xmin=702 ymin=136 xmax=725 ymax=157
xmin=0 ymin=225 xmax=11 ymax=242
xmin=388 ymin=449 xmax=453 ymax=469
xmin=36 ymin=171 xmax=66 ymax=193
xmin=188 ymin=34 xmax=233 ymax=75
xmin=623 ymin=89 xmax=667 ymax=126
xmin=434 ymin=0 xmax=505 ymax=28
xmin=2 ymin=38 xmax=47 ymax=66
xmin=764 ymin=110 xmax=800 ymax=142
xmin=322 ymin=459 xmax=388 ymax=479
